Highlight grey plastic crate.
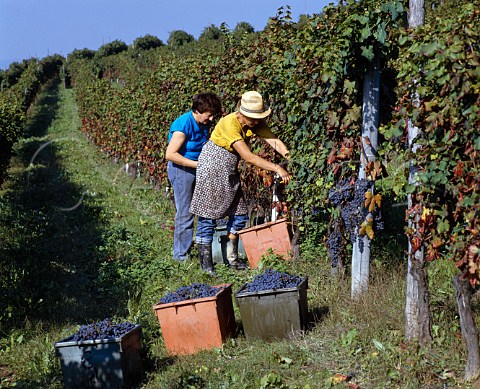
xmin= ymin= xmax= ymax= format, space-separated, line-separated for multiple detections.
xmin=234 ymin=278 xmax=308 ymax=341
xmin=54 ymin=325 xmax=142 ymax=389
xmin=212 ymin=225 xmax=246 ymax=264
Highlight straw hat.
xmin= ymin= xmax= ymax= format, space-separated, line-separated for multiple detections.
xmin=237 ymin=91 xmax=271 ymax=119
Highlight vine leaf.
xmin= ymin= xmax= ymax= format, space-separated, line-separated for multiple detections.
xmin=327 ymin=147 xmax=337 ymax=164
xmin=365 ymin=160 xmax=386 ymax=180
xmin=358 ymin=216 xmax=374 ymax=239
xmin=411 ymin=237 xmax=422 ymax=253
xmin=365 ymin=192 xmax=382 ymax=212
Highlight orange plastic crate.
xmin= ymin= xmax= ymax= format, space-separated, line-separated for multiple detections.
xmin=238 ymin=219 xmax=291 ymax=269
xmin=152 ymin=284 xmax=236 ymax=355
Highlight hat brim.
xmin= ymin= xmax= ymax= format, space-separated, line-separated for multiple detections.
xmin=238 ymin=105 xmax=271 ymax=119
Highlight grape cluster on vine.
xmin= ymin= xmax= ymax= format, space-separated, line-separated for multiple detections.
xmin=243 ymin=269 xmax=303 ymax=292
xmin=159 ymin=283 xmax=224 ymax=304
xmin=327 ymin=230 xmax=343 ymax=267
xmin=327 ymin=177 xmax=384 ymax=265
xmin=70 ymin=318 xmax=135 ymax=342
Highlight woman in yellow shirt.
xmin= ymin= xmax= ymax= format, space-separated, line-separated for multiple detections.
xmin=190 ymin=91 xmax=290 ymax=275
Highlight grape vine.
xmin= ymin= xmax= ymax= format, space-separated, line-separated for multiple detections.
xmin=327 ymin=177 xmax=383 ymax=267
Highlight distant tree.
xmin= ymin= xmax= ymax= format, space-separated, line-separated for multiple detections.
xmin=68 ymin=48 xmax=96 ymax=62
xmin=233 ymin=22 xmax=255 ymax=38
xmin=39 ymin=54 xmax=64 ymax=81
xmin=96 ymin=40 xmax=128 ymax=58
xmin=297 ymin=14 xmax=310 ymax=27
xmin=133 ymin=34 xmax=164 ymax=50
xmin=198 ymin=24 xmax=222 ymax=42
xmin=167 ymin=30 xmax=195 ymax=47
xmin=0 ymin=70 xmax=5 ymax=90
xmin=3 ymin=60 xmax=31 ymax=87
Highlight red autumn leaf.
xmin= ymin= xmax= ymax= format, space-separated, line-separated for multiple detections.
xmin=327 ymin=147 xmax=337 ymax=164
xmin=263 ymin=175 xmax=274 ymax=187
xmin=333 ymin=163 xmax=341 ymax=175
xmin=412 ymin=237 xmax=422 ymax=252
xmin=453 ymin=161 xmax=464 ymax=178
xmin=426 ymin=246 xmax=440 ymax=261
xmin=337 ymin=144 xmax=353 ymax=160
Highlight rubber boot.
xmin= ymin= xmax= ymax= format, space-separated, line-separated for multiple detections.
xmin=197 ymin=243 xmax=216 ymax=276
xmin=226 ymin=237 xmax=248 ymax=270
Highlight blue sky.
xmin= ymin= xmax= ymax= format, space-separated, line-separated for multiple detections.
xmin=0 ymin=0 xmax=336 ymax=70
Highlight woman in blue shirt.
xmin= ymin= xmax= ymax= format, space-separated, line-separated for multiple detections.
xmin=165 ymin=92 xmax=222 ymax=266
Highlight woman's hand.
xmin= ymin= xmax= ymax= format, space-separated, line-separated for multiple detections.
xmin=232 ymin=140 xmax=291 ymax=183
xmin=275 ymin=165 xmax=291 ymax=184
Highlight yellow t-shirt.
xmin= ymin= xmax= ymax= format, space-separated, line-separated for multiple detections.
xmin=210 ymin=112 xmax=275 ymax=152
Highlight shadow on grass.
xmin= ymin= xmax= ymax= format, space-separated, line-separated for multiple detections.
xmin=308 ymin=306 xmax=330 ymax=330
xmin=0 ymin=79 xmax=117 ymax=330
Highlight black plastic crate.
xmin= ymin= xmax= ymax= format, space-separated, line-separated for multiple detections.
xmin=54 ymin=325 xmax=142 ymax=389
xmin=234 ymin=278 xmax=308 ymax=341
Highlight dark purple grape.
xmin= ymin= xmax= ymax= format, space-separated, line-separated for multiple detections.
xmin=243 ymin=269 xmax=302 ymax=292
xmin=327 ymin=230 xmax=343 ymax=267
xmin=326 ymin=177 xmax=383 ymax=264
xmin=70 ymin=319 xmax=135 ymax=342
xmin=159 ymin=283 xmax=224 ymax=304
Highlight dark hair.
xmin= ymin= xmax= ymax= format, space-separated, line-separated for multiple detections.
xmin=192 ymin=92 xmax=222 ymax=116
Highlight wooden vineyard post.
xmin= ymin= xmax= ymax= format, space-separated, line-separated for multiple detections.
xmin=351 ymin=56 xmax=380 ymax=299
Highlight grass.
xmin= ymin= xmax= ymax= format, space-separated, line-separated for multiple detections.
xmin=0 ymin=79 xmax=475 ymax=388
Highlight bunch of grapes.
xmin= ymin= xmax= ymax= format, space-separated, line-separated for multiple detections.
xmin=243 ymin=269 xmax=303 ymax=292
xmin=341 ymin=179 xmax=373 ymax=241
xmin=327 ymin=230 xmax=343 ymax=267
xmin=71 ymin=318 xmax=136 ymax=342
xmin=159 ymin=283 xmax=224 ymax=304
xmin=328 ymin=178 xmax=354 ymax=206
xmin=327 ymin=177 xmax=385 ymax=263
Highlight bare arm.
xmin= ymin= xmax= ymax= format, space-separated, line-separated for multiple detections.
xmin=264 ymin=137 xmax=290 ymax=160
xmin=232 ymin=140 xmax=291 ymax=184
xmin=165 ymin=132 xmax=198 ymax=168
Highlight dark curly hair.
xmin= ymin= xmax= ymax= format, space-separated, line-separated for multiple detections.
xmin=192 ymin=92 xmax=222 ymax=117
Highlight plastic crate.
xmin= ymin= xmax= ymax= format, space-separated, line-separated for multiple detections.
xmin=54 ymin=325 xmax=142 ymax=389
xmin=237 ymin=219 xmax=291 ymax=269
xmin=152 ymin=284 xmax=236 ymax=355
xmin=234 ymin=278 xmax=308 ymax=341
xmin=212 ymin=225 xmax=246 ymax=264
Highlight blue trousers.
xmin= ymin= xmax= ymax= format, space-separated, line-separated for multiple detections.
xmin=167 ymin=162 xmax=196 ymax=261
xmin=196 ymin=214 xmax=249 ymax=244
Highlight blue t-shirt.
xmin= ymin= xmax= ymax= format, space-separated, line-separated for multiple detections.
xmin=167 ymin=111 xmax=210 ymax=161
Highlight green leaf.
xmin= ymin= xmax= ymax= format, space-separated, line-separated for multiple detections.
xmin=280 ymin=356 xmax=293 ymax=365
xmin=382 ymin=126 xmax=403 ymax=140
xmin=360 ymin=26 xmax=371 ymax=42
xmin=461 ymin=196 xmax=476 ymax=207
xmin=437 ymin=219 xmax=450 ymax=234
xmin=375 ymin=24 xmax=387 ymax=45
xmin=372 ymin=339 xmax=385 ymax=352
xmin=361 ymin=46 xmax=374 ymax=61
xmin=398 ymin=34 xmax=408 ymax=45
